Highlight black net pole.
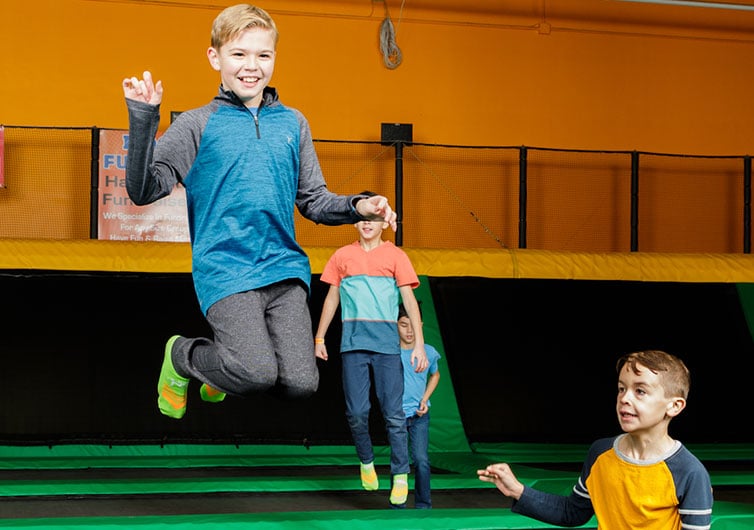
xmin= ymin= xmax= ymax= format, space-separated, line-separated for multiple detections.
xmin=630 ymin=151 xmax=639 ymax=252
xmin=744 ymin=156 xmax=751 ymax=254
xmin=518 ymin=146 xmax=527 ymax=249
xmin=395 ymin=141 xmax=404 ymax=247
xmin=90 ymin=127 xmax=100 ymax=240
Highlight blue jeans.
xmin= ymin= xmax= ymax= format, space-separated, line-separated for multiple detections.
xmin=407 ymin=411 xmax=431 ymax=508
xmin=341 ymin=352 xmax=409 ymax=475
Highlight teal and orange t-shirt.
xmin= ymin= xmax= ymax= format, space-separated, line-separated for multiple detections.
xmin=320 ymin=241 xmax=419 ymax=355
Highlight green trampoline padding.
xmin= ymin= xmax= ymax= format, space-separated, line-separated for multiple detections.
xmin=0 ymin=508 xmax=589 ymax=530
xmin=1 ymin=442 xmax=751 ymax=503
xmin=0 ymin=471 xmax=481 ymax=498
xmin=0 ymin=503 xmax=752 ymax=530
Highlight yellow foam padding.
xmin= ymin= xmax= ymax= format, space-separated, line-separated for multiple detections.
xmin=2 ymin=239 xmax=754 ymax=283
xmin=0 ymin=239 xmax=192 ymax=273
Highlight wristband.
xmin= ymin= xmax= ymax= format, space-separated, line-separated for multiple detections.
xmin=314 ymin=337 xmax=325 ymax=345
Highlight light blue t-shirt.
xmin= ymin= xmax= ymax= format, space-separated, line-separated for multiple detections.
xmin=400 ymin=343 xmax=441 ymax=418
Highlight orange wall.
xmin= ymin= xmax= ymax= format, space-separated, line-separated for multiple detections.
xmin=2 ymin=0 xmax=754 ymax=154
xmin=2 ymin=0 xmax=754 ymax=250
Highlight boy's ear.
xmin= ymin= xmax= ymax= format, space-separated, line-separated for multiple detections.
xmin=207 ymin=47 xmax=221 ymax=71
xmin=666 ymin=397 xmax=686 ymax=418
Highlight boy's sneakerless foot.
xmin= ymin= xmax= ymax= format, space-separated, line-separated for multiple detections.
xmin=360 ymin=461 xmax=379 ymax=491
xmin=157 ymin=335 xmax=189 ymax=419
xmin=200 ymin=383 xmax=226 ymax=403
xmin=389 ymin=473 xmax=408 ymax=505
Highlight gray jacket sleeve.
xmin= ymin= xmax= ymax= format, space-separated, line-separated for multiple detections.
xmin=124 ymin=99 xmax=183 ymax=206
xmin=293 ymin=109 xmax=366 ymax=226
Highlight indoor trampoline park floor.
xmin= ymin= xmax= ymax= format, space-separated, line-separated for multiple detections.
xmin=1 ymin=444 xmax=754 ymax=529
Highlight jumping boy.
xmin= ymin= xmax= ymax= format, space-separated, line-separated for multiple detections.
xmin=314 ymin=194 xmax=428 ymax=507
xmin=121 ymin=4 xmax=397 ymax=419
xmin=477 ymin=349 xmax=713 ymax=529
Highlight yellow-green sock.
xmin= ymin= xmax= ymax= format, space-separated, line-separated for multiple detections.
xmin=360 ymin=461 xmax=379 ymax=491
xmin=157 ymin=335 xmax=189 ymax=419
xmin=200 ymin=383 xmax=226 ymax=403
xmin=390 ymin=473 xmax=408 ymax=505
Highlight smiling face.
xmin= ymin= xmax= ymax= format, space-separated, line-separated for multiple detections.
xmin=207 ymin=26 xmax=276 ymax=108
xmin=616 ymin=361 xmax=685 ymax=435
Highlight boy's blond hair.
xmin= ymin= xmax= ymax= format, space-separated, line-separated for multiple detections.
xmin=211 ymin=4 xmax=279 ymax=49
xmin=617 ymin=350 xmax=691 ymax=400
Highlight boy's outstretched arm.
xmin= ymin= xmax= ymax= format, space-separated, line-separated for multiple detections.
xmin=479 ymin=462 xmax=594 ymax=527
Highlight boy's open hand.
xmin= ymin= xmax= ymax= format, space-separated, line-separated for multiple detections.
xmin=123 ymin=70 xmax=163 ymax=105
xmin=356 ymin=195 xmax=398 ymax=231
xmin=477 ymin=463 xmax=525 ymax=500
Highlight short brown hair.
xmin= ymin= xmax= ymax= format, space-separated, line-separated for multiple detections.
xmin=211 ymin=4 xmax=279 ymax=50
xmin=616 ymin=350 xmax=690 ymax=400
xmin=398 ymin=301 xmax=422 ymax=320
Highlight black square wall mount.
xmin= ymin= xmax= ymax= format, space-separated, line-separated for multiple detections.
xmin=381 ymin=123 xmax=413 ymax=146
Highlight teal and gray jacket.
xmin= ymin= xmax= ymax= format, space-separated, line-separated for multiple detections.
xmin=125 ymin=86 xmax=364 ymax=314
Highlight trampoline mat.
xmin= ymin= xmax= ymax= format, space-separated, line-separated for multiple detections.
xmin=1 ymin=463 xmax=753 ymax=523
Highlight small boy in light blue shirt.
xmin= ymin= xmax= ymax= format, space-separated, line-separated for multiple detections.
xmin=398 ymin=302 xmax=441 ymax=509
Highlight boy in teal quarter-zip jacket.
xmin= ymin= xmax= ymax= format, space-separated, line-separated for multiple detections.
xmin=121 ymin=4 xmax=397 ymax=420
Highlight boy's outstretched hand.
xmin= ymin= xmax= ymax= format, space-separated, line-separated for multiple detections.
xmin=477 ymin=463 xmax=525 ymax=500
xmin=123 ymin=70 xmax=163 ymax=105
xmin=356 ymin=195 xmax=398 ymax=231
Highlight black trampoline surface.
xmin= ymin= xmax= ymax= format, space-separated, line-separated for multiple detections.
xmin=0 ymin=489 xmax=512 ymax=518
xmin=0 ymin=464 xmax=503 ymax=518
xmin=1 ymin=463 xmax=753 ymax=519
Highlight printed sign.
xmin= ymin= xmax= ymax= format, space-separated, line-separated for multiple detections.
xmin=98 ymin=129 xmax=190 ymax=242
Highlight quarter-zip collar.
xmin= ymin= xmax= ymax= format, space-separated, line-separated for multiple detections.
xmin=216 ymin=84 xmax=279 ymax=109
xmin=215 ymin=85 xmax=279 ymax=139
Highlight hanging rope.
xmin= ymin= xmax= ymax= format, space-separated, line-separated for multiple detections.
xmin=379 ymin=1 xmax=404 ymax=69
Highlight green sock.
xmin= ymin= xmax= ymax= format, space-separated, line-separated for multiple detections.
xmin=360 ymin=461 xmax=379 ymax=491
xmin=390 ymin=473 xmax=408 ymax=505
xmin=157 ymin=335 xmax=189 ymax=419
xmin=200 ymin=383 xmax=226 ymax=403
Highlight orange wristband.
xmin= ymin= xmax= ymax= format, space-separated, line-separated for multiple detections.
xmin=314 ymin=337 xmax=325 ymax=345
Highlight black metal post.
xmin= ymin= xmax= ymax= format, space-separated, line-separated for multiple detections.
xmin=744 ymin=156 xmax=751 ymax=254
xmin=381 ymin=123 xmax=411 ymax=247
xmin=519 ymin=146 xmax=527 ymax=249
xmin=90 ymin=127 xmax=100 ymax=240
xmin=395 ymin=141 xmax=404 ymax=247
xmin=630 ymin=151 xmax=639 ymax=252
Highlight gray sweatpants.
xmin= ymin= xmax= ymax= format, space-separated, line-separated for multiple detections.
xmin=171 ymin=280 xmax=319 ymax=398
